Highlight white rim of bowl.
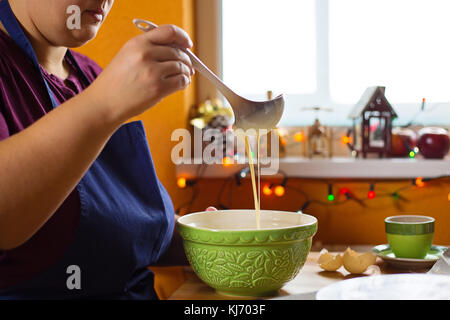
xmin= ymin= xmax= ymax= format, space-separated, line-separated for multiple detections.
xmin=177 ymin=210 xmax=317 ymax=232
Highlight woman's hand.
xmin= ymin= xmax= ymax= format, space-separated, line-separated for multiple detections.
xmin=87 ymin=24 xmax=194 ymax=125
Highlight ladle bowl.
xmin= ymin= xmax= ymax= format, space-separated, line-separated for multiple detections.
xmin=134 ymin=19 xmax=285 ymax=131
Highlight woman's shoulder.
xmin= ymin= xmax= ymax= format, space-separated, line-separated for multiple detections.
xmin=68 ymin=50 xmax=103 ymax=82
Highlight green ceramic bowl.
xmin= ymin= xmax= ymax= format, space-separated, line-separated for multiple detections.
xmin=385 ymin=215 xmax=435 ymax=259
xmin=177 ymin=210 xmax=318 ymax=297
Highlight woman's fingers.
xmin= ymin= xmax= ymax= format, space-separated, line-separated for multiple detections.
xmin=151 ymin=46 xmax=191 ymax=65
xmin=158 ymin=60 xmax=192 ymax=79
xmin=162 ymin=74 xmax=190 ymax=95
xmin=144 ymin=24 xmax=193 ymax=49
xmin=157 ymin=60 xmax=193 ymax=95
xmin=150 ymin=46 xmax=193 ymax=75
xmin=205 ymin=207 xmax=217 ymax=211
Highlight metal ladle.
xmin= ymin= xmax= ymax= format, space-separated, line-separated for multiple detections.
xmin=133 ymin=19 xmax=284 ymax=131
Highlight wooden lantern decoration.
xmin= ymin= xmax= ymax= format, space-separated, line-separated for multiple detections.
xmin=306 ymin=118 xmax=333 ymax=158
xmin=301 ymin=106 xmax=333 ymax=158
xmin=348 ymin=86 xmax=398 ymax=158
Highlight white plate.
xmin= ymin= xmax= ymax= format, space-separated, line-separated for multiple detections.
xmin=316 ymin=274 xmax=450 ymax=300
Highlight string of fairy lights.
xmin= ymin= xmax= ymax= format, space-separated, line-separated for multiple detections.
xmin=175 ymin=163 xmax=450 ymax=215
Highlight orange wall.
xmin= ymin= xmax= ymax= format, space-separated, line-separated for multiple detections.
xmin=75 ymin=0 xmax=196 ymax=299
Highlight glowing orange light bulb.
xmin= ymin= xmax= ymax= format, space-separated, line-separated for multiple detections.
xmin=274 ymin=185 xmax=285 ymax=197
xmin=262 ymin=185 xmax=273 ymax=196
xmin=222 ymin=156 xmax=233 ymax=167
xmin=415 ymin=177 xmax=425 ymax=188
xmin=177 ymin=177 xmax=187 ymax=189
xmin=341 ymin=135 xmax=351 ymax=144
xmin=294 ymin=132 xmax=306 ymax=143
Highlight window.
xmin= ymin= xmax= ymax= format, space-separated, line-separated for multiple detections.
xmin=221 ymin=0 xmax=450 ymax=126
xmin=222 ymin=0 xmax=316 ymax=95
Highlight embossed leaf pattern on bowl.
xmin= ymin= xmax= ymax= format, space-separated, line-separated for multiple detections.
xmin=184 ymin=241 xmax=310 ymax=294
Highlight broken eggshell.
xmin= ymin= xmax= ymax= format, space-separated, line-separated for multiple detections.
xmin=342 ymin=247 xmax=377 ymax=274
xmin=317 ymin=249 xmax=343 ymax=271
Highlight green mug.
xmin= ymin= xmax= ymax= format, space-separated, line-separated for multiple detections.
xmin=385 ymin=215 xmax=435 ymax=259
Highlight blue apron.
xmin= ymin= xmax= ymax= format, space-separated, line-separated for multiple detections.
xmin=0 ymin=0 xmax=175 ymax=299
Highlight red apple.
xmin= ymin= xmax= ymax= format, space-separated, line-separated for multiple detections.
xmin=390 ymin=128 xmax=417 ymax=157
xmin=417 ymin=127 xmax=450 ymax=159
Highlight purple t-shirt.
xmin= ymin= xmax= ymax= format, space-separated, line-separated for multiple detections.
xmin=0 ymin=29 xmax=102 ymax=289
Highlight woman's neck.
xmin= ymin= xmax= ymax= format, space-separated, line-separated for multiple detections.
xmin=7 ymin=1 xmax=70 ymax=80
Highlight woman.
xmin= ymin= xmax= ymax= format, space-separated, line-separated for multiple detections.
xmin=0 ymin=0 xmax=207 ymax=299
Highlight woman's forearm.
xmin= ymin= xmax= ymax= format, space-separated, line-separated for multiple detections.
xmin=0 ymin=86 xmax=122 ymax=250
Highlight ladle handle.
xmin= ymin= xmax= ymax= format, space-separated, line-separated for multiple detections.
xmin=133 ymin=19 xmax=239 ymax=104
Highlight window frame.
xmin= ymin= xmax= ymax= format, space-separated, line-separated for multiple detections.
xmin=196 ymin=0 xmax=450 ymax=127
